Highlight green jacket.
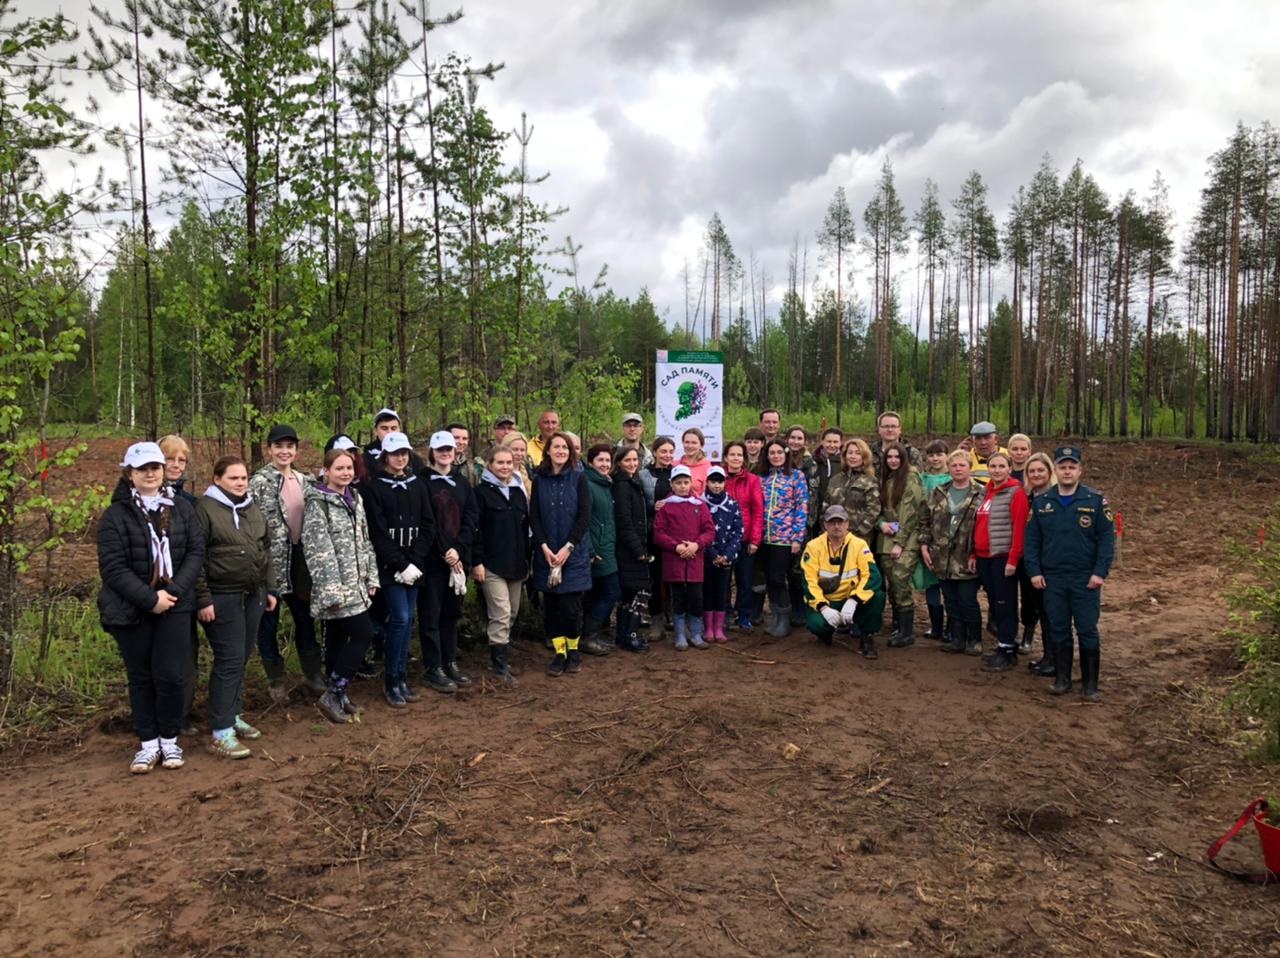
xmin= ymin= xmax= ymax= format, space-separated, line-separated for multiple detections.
xmin=918 ymin=480 xmax=982 ymax=581
xmin=301 ymin=484 xmax=380 ymax=620
xmin=585 ymin=467 xmax=617 ymax=577
xmin=193 ymin=492 xmax=276 ymax=606
xmin=875 ymin=469 xmax=925 ymax=554
xmin=822 ymin=469 xmax=881 ymax=540
xmin=248 ymin=463 xmax=316 ymax=594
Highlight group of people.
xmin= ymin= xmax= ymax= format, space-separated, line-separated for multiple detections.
xmin=97 ymin=406 xmax=1115 ymax=776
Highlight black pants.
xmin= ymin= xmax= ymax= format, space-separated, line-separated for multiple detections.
xmin=111 ymin=613 xmax=192 ymax=741
xmin=976 ymin=556 xmax=1018 ymax=649
xmin=940 ymin=578 xmax=981 ymax=631
xmin=668 ymin=582 xmax=704 ymax=617
xmin=542 ymin=591 xmax=583 ymax=640
xmin=203 ymin=590 xmax=266 ymax=732
xmin=759 ymin=543 xmax=793 ymax=609
xmin=418 ymin=567 xmax=463 ymax=670
xmin=705 ymin=565 xmax=731 ymax=612
xmin=323 ymin=612 xmax=375 ymax=681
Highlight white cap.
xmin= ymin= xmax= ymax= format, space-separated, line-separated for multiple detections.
xmin=374 ymin=407 xmax=400 ymax=425
xmin=332 ymin=435 xmax=357 ymax=451
xmin=670 ymin=465 xmax=692 ymax=480
xmin=120 ymin=441 xmax=166 ymax=469
xmin=381 ymin=431 xmax=412 ymax=453
xmin=429 ymin=430 xmax=456 ymax=450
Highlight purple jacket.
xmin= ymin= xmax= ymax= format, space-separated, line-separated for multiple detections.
xmin=653 ymin=496 xmax=716 ymax=584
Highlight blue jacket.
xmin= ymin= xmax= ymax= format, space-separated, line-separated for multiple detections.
xmin=529 ymin=465 xmax=593 ymax=594
xmin=1023 ymin=483 xmax=1115 ymax=579
xmin=705 ymin=490 xmax=744 ymax=565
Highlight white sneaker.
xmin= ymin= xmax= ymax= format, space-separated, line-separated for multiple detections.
xmin=130 ymin=740 xmax=161 ymax=775
xmin=159 ymin=737 xmax=185 ymax=769
xmin=233 ymin=715 xmax=262 ymax=740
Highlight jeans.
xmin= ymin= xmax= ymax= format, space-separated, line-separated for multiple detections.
xmin=585 ymin=572 xmax=621 ymax=625
xmin=203 ymin=590 xmax=266 ymax=732
xmin=111 ymin=613 xmax=192 ymax=741
xmin=418 ymin=567 xmax=463 ymax=670
xmin=976 ymin=556 xmax=1018 ymax=650
xmin=257 ymin=591 xmax=319 ymax=666
xmin=732 ymin=549 xmax=756 ymax=622
xmin=480 ymin=576 xmax=523 ymax=646
xmin=381 ymin=581 xmax=418 ymax=681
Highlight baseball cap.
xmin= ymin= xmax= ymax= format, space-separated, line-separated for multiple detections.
xmin=331 ymin=435 xmax=357 ymax=451
xmin=429 ymin=430 xmax=456 ymax=450
xmin=120 ymin=441 xmax=165 ymax=469
xmin=373 ymin=407 xmax=400 ymax=426
xmin=622 ymin=412 xmax=643 ymax=425
xmin=969 ymin=421 xmax=998 ymax=436
xmin=381 ymin=432 xmax=413 ymax=453
xmin=267 ymin=424 xmax=298 ymax=444
xmin=493 ymin=414 xmax=515 ymax=428
xmin=706 ymin=465 xmax=726 ymax=480
xmin=670 ymin=465 xmax=692 ymax=480
xmin=822 ymin=504 xmax=849 ymax=522
xmin=1053 ymin=445 xmax=1083 ymax=464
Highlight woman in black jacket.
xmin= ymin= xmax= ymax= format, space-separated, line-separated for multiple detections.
xmin=640 ymin=435 xmax=675 ymax=642
xmin=363 ymin=431 xmax=436 ymax=707
xmin=98 ymin=441 xmax=206 ymax=775
xmin=417 ymin=430 xmax=480 ymax=693
xmin=193 ymin=455 xmax=276 ymax=759
xmin=473 ymin=445 xmax=531 ymax=686
xmin=612 ymin=445 xmax=651 ymax=652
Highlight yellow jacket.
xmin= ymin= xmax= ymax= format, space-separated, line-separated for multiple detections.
xmin=528 ymin=435 xmax=547 ymax=467
xmin=801 ymin=533 xmax=878 ymax=609
xmin=965 ymin=445 xmax=1009 ymax=485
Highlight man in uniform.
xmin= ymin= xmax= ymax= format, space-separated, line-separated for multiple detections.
xmin=801 ymin=504 xmax=887 ymax=659
xmin=1023 ymin=445 xmax=1115 ymax=702
xmin=759 ymin=408 xmax=781 ymax=443
xmin=618 ymin=412 xmax=654 ymax=467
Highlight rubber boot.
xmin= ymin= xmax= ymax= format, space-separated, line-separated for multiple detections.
xmin=548 ymin=637 xmax=568 ymax=677
xmin=1019 ymin=623 xmax=1035 ymax=654
xmin=1080 ymin=648 xmax=1101 ymax=702
xmin=620 ymin=609 xmax=647 ymax=653
xmin=398 ymin=675 xmax=421 ymax=702
xmin=689 ymin=615 xmax=709 ymax=649
xmin=565 ymin=636 xmax=582 ymax=674
xmin=859 ymin=634 xmax=878 ymax=659
xmin=1049 ymin=641 xmax=1074 ymax=695
xmin=983 ymin=645 xmax=1017 ymax=672
xmin=702 ymin=612 xmax=716 ymax=645
xmin=964 ymin=621 xmax=983 ymax=656
xmin=316 ymin=680 xmax=348 ymax=724
xmin=767 ymin=606 xmax=791 ymax=639
xmin=581 ymin=618 xmax=612 ymax=656
xmin=925 ymin=604 xmax=944 ymax=640
xmin=298 ymin=649 xmax=328 ymax=694
xmin=713 ymin=611 xmax=728 ymax=642
xmin=672 ymin=615 xmax=689 ymax=651
xmin=941 ymin=616 xmax=966 ymax=653
xmin=888 ymin=608 xmax=915 ymax=648
xmin=490 ymin=644 xmax=519 ymax=688
xmin=264 ymin=658 xmax=289 ymax=705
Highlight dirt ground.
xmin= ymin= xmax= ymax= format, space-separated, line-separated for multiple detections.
xmin=4 ymin=439 xmax=1280 ymax=957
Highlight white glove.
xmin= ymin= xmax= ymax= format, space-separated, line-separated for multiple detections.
xmin=401 ymin=563 xmax=423 ymax=585
xmin=393 ymin=570 xmax=406 ymax=585
xmin=820 ymin=606 xmax=841 ymax=629
xmin=838 ymin=601 xmax=858 ymax=626
xmin=547 ymin=565 xmax=563 ymax=588
xmin=449 ymin=567 xmax=467 ymax=595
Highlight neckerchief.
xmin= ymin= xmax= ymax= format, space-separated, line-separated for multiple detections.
xmin=132 ymin=489 xmax=175 ymax=584
xmin=378 ymin=472 xmax=417 ymax=491
xmin=203 ymin=485 xmax=253 ymax=529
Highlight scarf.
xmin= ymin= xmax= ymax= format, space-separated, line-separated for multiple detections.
xmin=664 ymin=494 xmax=705 ymax=505
xmin=481 ymin=467 xmax=516 ymax=500
xmin=429 ymin=469 xmax=457 ymax=488
xmin=132 ymin=489 xmax=175 ymax=584
xmin=378 ymin=472 xmax=418 ymax=492
xmin=706 ymin=491 xmax=733 ymax=515
xmin=204 ymin=484 xmax=253 ymax=529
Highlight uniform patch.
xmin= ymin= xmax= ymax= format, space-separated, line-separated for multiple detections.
xmin=1079 ymin=515 xmax=1092 ymax=528
xmin=1103 ymin=507 xmax=1114 ymax=522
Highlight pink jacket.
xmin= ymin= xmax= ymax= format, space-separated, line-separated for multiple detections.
xmin=724 ymin=469 xmax=764 ymax=547
xmin=677 ymin=455 xmax=711 ymax=497
xmin=653 ymin=496 xmax=716 ymax=583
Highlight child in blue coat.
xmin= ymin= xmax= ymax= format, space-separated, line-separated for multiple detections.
xmin=703 ymin=465 xmax=744 ymax=642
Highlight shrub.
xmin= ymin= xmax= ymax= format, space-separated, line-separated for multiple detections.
xmin=1226 ymin=514 xmax=1280 ymax=761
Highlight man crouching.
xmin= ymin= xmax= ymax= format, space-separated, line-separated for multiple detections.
xmin=802 ymin=504 xmax=887 ymax=659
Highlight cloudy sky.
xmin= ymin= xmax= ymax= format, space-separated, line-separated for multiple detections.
xmin=44 ymin=0 xmax=1280 ymax=326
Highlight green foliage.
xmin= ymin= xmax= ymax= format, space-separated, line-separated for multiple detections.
xmin=1225 ymin=514 xmax=1280 ymax=761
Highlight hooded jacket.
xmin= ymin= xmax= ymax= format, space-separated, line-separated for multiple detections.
xmin=193 ymin=488 xmax=275 ymax=605
xmin=875 ymin=468 xmax=926 ymax=555
xmin=612 ymin=471 xmax=651 ymax=593
xmin=724 ymin=468 xmax=764 ymax=547
xmin=705 ymin=489 xmax=744 ymax=566
xmin=823 ymin=469 xmax=881 ymax=540
xmin=585 ymin=467 xmax=618 ymax=577
xmin=918 ymin=479 xmax=982 ymax=581
xmin=97 ymin=480 xmax=206 ymax=628
xmin=473 ymin=468 xmax=532 ymax=582
xmin=301 ymin=483 xmax=380 ymax=620
xmin=760 ymin=467 xmax=809 ymax=546
xmin=249 ymin=463 xmax=317 ymax=594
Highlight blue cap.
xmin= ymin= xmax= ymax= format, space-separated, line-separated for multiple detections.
xmin=1053 ymin=445 xmax=1083 ymax=463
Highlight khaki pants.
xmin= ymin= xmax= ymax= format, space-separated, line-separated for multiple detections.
xmin=481 ymin=576 xmax=523 ymax=646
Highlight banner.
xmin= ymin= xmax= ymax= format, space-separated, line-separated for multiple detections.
xmin=655 ymin=350 xmax=724 ymax=461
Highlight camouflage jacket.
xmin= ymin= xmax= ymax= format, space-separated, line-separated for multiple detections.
xmin=301 ymin=484 xmax=380 ymax=620
xmin=249 ymin=463 xmax=317 ymax=594
xmin=874 ymin=469 xmax=926 ymax=554
xmin=918 ymin=479 xmax=982 ymax=580
xmin=821 ymin=469 xmax=881 ymax=540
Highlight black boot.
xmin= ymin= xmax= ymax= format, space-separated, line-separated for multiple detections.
xmin=384 ymin=674 xmax=407 ymax=708
xmin=298 ymin=649 xmax=328 ymax=694
xmin=1019 ymin=624 xmax=1035 ymax=654
xmin=490 ymin=645 xmax=519 ymax=688
xmin=444 ymin=660 xmax=472 ymax=687
xmin=264 ymin=658 xmax=289 ymax=705
xmin=859 ymin=634 xmax=878 ymax=659
xmin=398 ymin=676 xmax=421 ymax=702
xmin=940 ymin=616 xmax=966 ymax=653
xmin=424 ymin=666 xmax=458 ymax=694
xmin=888 ymin=608 xmax=915 ymax=648
xmin=1080 ymin=648 xmax=1100 ymax=702
xmin=983 ymin=645 xmax=1017 ymax=672
xmin=565 ymin=638 xmax=582 ymax=674
xmin=964 ymin=622 xmax=982 ymax=656
xmin=925 ymin=604 xmax=944 ymax=640
xmin=1049 ymin=641 xmax=1074 ymax=696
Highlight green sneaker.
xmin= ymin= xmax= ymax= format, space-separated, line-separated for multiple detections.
xmin=233 ymin=715 xmax=262 ymax=740
xmin=209 ymin=732 xmax=251 ymax=760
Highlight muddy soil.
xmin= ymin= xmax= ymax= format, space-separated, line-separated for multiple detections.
xmin=4 ymin=439 xmax=1280 ymax=956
